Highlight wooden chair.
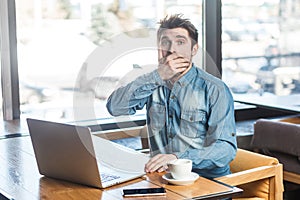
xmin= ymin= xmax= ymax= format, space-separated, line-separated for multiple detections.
xmin=216 ymin=149 xmax=283 ymax=200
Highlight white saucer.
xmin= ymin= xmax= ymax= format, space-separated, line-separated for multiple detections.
xmin=162 ymin=172 xmax=199 ymax=186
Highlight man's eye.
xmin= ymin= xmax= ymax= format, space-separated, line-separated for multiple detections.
xmin=177 ymin=40 xmax=185 ymax=45
xmin=161 ymin=40 xmax=170 ymax=46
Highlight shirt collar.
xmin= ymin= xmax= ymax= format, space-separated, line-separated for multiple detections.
xmin=177 ymin=64 xmax=197 ymax=87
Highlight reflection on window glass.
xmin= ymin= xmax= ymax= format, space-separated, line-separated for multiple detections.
xmin=16 ymin=0 xmax=203 ymax=122
xmin=222 ymin=0 xmax=300 ymax=97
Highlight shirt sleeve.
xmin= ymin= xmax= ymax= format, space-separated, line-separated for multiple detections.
xmin=174 ymin=83 xmax=237 ymax=170
xmin=106 ymin=69 xmax=165 ymax=116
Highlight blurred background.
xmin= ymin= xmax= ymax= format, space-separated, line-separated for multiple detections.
xmin=2 ymin=0 xmax=299 ymax=122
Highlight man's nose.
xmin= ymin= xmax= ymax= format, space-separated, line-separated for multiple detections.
xmin=168 ymin=42 xmax=176 ymax=53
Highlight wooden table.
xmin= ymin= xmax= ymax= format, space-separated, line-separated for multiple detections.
xmin=0 ymin=120 xmax=242 ymax=200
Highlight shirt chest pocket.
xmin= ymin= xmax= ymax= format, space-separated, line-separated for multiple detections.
xmin=180 ymin=110 xmax=207 ymax=138
xmin=149 ymin=104 xmax=166 ymax=131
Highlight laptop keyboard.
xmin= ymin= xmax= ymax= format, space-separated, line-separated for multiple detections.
xmin=100 ymin=173 xmax=121 ymax=183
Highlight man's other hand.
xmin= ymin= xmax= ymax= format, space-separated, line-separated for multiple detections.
xmin=145 ymin=154 xmax=177 ymax=173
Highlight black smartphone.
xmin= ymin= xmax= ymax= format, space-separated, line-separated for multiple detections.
xmin=123 ymin=187 xmax=166 ymax=197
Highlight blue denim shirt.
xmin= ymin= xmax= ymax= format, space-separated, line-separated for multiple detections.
xmin=106 ymin=65 xmax=237 ymax=178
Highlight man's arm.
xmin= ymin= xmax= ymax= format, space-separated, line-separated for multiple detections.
xmin=106 ymin=70 xmax=164 ymax=116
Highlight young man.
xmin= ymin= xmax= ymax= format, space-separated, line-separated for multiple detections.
xmin=106 ymin=14 xmax=237 ymax=179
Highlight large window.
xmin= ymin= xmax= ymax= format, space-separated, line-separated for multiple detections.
xmin=11 ymin=0 xmax=300 ymax=123
xmin=15 ymin=0 xmax=203 ymax=122
xmin=222 ymin=0 xmax=300 ymax=97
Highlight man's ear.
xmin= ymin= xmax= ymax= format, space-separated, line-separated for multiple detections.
xmin=192 ymin=44 xmax=199 ymax=56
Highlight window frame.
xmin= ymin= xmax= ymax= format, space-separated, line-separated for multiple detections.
xmin=202 ymin=0 xmax=222 ymax=79
xmin=0 ymin=0 xmax=20 ymax=120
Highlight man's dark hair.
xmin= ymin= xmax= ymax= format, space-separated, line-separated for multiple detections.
xmin=157 ymin=14 xmax=198 ymax=46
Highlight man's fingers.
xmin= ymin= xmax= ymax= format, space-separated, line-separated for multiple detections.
xmin=157 ymin=165 xmax=168 ymax=172
xmin=167 ymin=55 xmax=189 ymax=64
xmin=160 ymin=52 xmax=189 ymax=66
xmin=168 ymin=59 xmax=190 ymax=69
xmin=165 ymin=54 xmax=182 ymax=63
xmin=178 ymin=62 xmax=190 ymax=69
xmin=145 ymin=154 xmax=169 ymax=173
xmin=145 ymin=156 xmax=161 ymax=172
xmin=158 ymin=48 xmax=164 ymax=60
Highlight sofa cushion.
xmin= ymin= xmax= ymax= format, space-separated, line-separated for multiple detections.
xmin=251 ymin=119 xmax=300 ymax=160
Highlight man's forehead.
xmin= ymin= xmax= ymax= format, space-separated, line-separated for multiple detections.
xmin=159 ymin=28 xmax=189 ymax=39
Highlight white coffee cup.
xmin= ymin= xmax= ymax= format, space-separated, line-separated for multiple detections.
xmin=167 ymin=159 xmax=192 ymax=180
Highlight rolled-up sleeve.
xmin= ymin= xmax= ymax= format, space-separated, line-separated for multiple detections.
xmin=106 ymin=70 xmax=164 ymax=116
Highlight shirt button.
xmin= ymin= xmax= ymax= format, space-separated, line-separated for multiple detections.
xmin=170 ymin=95 xmax=175 ymax=99
xmin=190 ymin=117 xmax=193 ymax=121
xmin=231 ymin=133 xmax=235 ymax=136
xmin=169 ymin=115 xmax=173 ymax=118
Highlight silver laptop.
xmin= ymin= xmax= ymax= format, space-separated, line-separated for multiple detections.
xmin=27 ymin=118 xmax=149 ymax=188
